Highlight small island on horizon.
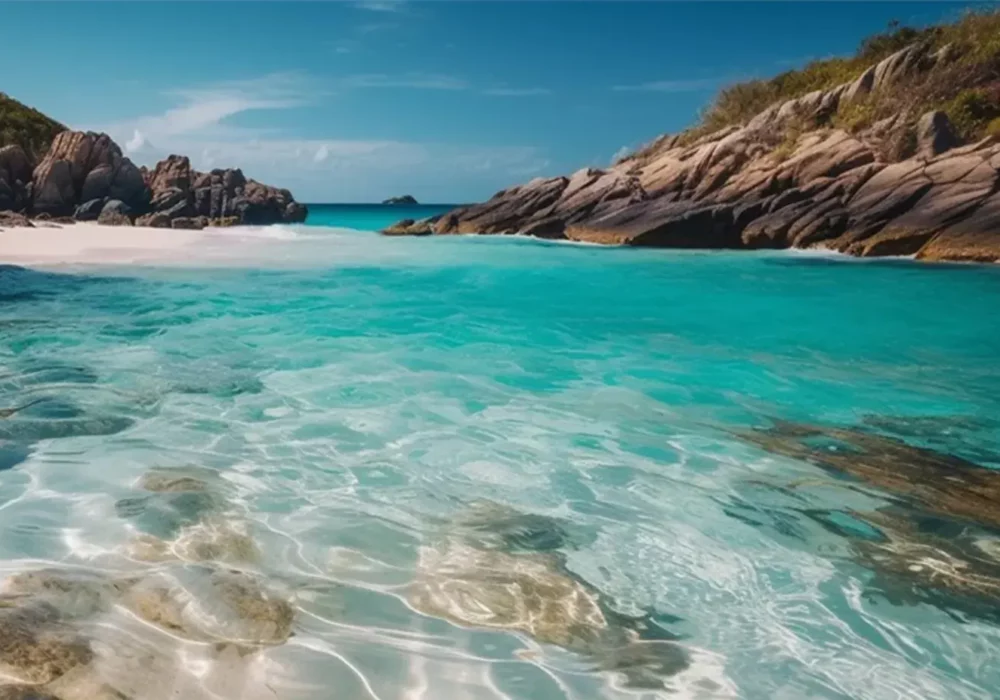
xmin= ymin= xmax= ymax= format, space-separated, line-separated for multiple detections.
xmin=382 ymin=195 xmax=419 ymax=205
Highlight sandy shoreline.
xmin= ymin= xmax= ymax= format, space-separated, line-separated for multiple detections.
xmin=0 ymin=222 xmax=309 ymax=268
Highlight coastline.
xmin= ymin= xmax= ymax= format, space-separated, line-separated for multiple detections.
xmin=0 ymin=221 xmax=314 ymax=268
xmin=383 ymin=37 xmax=1000 ymax=265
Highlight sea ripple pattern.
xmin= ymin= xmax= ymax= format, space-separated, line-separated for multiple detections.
xmin=0 ymin=225 xmax=999 ymax=699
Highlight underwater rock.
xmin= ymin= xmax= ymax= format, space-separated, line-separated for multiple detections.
xmin=136 ymin=466 xmax=218 ymax=494
xmin=410 ymin=538 xmax=608 ymax=648
xmin=114 ymin=491 xmax=221 ymax=538
xmin=450 ymin=500 xmax=586 ymax=553
xmin=127 ymin=519 xmax=259 ymax=566
xmin=123 ymin=567 xmax=294 ymax=647
xmin=738 ymin=419 xmax=1000 ymax=530
xmin=2 ymin=569 xmax=134 ymax=620
xmin=116 ymin=467 xmax=229 ymax=538
xmin=0 ymin=602 xmax=93 ymax=685
xmin=410 ymin=503 xmax=688 ymax=689
xmin=0 ymin=415 xmax=134 ymax=443
xmin=850 ymin=509 xmax=1000 ymax=621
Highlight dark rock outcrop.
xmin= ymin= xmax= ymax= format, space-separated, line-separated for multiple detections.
xmin=383 ymin=195 xmax=418 ymax=205
xmin=0 ymin=120 xmax=306 ymax=228
xmin=96 ymin=199 xmax=133 ymax=227
xmin=143 ymin=155 xmax=308 ymax=229
xmin=73 ymin=198 xmax=105 ymax=222
xmin=0 ymin=145 xmax=33 ymax=212
xmin=386 ymin=43 xmax=1000 ymax=263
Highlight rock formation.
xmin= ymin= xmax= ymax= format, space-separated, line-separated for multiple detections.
xmin=0 ymin=123 xmax=307 ymax=229
xmin=385 ymin=42 xmax=1000 ymax=263
xmin=142 ymin=155 xmax=307 ymax=228
xmin=382 ymin=195 xmax=418 ymax=205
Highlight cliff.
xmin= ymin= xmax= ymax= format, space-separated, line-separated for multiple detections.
xmin=385 ymin=12 xmax=1000 ymax=263
xmin=0 ymin=101 xmax=306 ymax=229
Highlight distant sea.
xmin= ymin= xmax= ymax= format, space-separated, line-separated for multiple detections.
xmin=305 ymin=202 xmax=458 ymax=231
xmin=0 ymin=204 xmax=999 ymax=699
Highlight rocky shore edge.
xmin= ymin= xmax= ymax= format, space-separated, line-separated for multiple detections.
xmin=384 ymin=41 xmax=1000 ymax=264
xmin=0 ymin=131 xmax=307 ymax=231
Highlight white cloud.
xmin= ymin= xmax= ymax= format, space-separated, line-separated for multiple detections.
xmin=482 ymin=87 xmax=551 ymax=97
xmin=612 ymin=78 xmax=722 ymax=93
xmin=91 ymin=73 xmax=547 ymax=202
xmin=335 ymin=46 xmax=352 ymax=54
xmin=125 ymin=129 xmax=148 ymax=153
xmin=313 ymin=144 xmax=330 ymax=163
xmin=342 ymin=73 xmax=468 ymax=90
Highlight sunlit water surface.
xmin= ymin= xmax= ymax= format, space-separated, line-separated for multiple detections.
xmin=1 ymin=205 xmax=1000 ymax=699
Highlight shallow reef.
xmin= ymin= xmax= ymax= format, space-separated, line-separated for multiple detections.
xmin=735 ymin=417 xmax=1000 ymax=621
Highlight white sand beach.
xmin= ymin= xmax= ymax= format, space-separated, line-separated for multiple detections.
xmin=0 ymin=222 xmax=314 ymax=268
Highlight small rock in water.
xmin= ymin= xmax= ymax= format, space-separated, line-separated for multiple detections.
xmin=123 ymin=567 xmax=295 ymax=646
xmin=0 ymin=602 xmax=93 ymax=685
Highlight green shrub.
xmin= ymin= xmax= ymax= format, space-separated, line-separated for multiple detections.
xmin=693 ymin=10 xmax=1000 ymax=137
xmin=941 ymin=87 xmax=1000 ymax=139
xmin=832 ymin=99 xmax=879 ymax=133
xmin=0 ymin=92 xmax=65 ymax=159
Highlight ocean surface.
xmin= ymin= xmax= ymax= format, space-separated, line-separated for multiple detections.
xmin=1 ymin=203 xmax=1000 ymax=699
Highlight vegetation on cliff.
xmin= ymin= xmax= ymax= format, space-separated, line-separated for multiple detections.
xmin=669 ymin=10 xmax=1000 ymax=155
xmin=0 ymin=92 xmax=66 ymax=159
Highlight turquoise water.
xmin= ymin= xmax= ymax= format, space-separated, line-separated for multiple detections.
xmin=305 ymin=203 xmax=457 ymax=231
xmin=1 ymin=209 xmax=1000 ymax=699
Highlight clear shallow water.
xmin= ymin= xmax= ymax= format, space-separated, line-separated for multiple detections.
xmin=1 ymin=214 xmax=1000 ymax=699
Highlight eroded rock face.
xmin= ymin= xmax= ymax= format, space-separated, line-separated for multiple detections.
xmin=32 ymin=132 xmax=149 ymax=217
xmin=385 ymin=42 xmax=1000 ymax=263
xmin=7 ymin=131 xmax=305 ymax=226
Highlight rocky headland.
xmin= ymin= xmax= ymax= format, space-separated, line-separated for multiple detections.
xmin=0 ymin=95 xmax=306 ymax=231
xmin=385 ymin=13 xmax=1000 ymax=263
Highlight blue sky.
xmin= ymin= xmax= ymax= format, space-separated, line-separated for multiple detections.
xmin=0 ymin=1 xmax=985 ymax=202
